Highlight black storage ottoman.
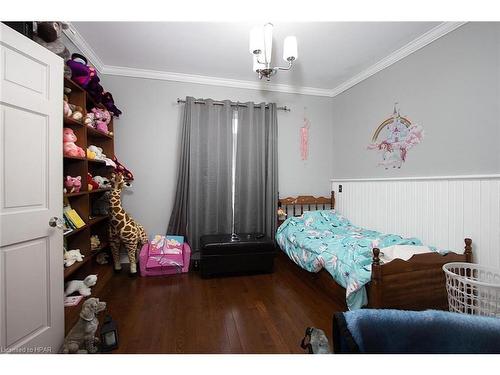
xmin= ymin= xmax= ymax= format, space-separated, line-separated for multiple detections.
xmin=200 ymin=233 xmax=276 ymax=277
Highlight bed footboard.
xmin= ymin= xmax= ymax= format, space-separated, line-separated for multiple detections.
xmin=368 ymin=238 xmax=473 ymax=310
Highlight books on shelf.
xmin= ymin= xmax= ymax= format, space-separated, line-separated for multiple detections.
xmin=63 ymin=205 xmax=86 ymax=229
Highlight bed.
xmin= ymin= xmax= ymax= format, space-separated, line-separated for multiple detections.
xmin=276 ymin=192 xmax=472 ymax=311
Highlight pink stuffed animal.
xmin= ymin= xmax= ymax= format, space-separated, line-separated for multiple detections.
xmin=65 ymin=175 xmax=82 ymax=193
xmin=63 ymin=128 xmax=85 ymax=157
xmin=92 ymin=107 xmax=111 ymax=134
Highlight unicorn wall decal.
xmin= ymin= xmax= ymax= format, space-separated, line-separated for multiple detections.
xmin=367 ymin=103 xmax=424 ymax=169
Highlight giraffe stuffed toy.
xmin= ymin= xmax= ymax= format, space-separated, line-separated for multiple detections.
xmin=108 ymin=172 xmax=147 ymax=275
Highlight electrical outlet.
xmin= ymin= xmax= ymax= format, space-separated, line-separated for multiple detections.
xmin=339 ymin=184 xmax=343 ymax=193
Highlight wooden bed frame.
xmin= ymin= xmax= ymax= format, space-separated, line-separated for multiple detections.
xmin=277 ymin=192 xmax=472 ymax=311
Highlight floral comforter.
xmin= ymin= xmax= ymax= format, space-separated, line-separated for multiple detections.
xmin=275 ymin=210 xmax=432 ymax=310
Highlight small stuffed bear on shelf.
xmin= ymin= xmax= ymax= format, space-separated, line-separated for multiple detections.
xmin=64 ymin=249 xmax=85 ymax=267
xmin=64 ymin=275 xmax=98 ymax=297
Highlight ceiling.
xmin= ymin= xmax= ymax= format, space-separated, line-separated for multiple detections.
xmin=70 ymin=22 xmax=444 ymax=94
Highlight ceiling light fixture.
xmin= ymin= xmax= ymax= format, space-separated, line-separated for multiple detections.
xmin=249 ymin=23 xmax=298 ymax=81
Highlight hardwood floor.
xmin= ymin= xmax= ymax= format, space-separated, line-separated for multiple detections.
xmin=94 ymin=253 xmax=345 ymax=354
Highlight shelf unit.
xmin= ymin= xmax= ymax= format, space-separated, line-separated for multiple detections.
xmin=63 ymin=77 xmax=116 ymax=333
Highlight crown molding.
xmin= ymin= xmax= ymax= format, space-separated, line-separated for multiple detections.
xmin=102 ymin=65 xmax=332 ymax=97
xmin=63 ymin=23 xmax=104 ymax=73
xmin=63 ymin=21 xmax=466 ymax=98
xmin=329 ymin=21 xmax=467 ymax=97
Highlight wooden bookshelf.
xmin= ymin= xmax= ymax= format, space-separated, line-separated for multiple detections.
xmin=63 ymin=77 xmax=116 ymax=329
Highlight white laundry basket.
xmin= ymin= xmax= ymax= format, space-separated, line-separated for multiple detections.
xmin=443 ymin=262 xmax=500 ymax=318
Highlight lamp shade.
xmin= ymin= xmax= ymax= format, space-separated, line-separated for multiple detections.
xmin=263 ymin=23 xmax=273 ymax=64
xmin=283 ymin=36 xmax=298 ymax=61
xmin=249 ymin=26 xmax=263 ymax=54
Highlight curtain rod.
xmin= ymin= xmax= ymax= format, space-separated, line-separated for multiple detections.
xmin=176 ymin=98 xmax=291 ymax=112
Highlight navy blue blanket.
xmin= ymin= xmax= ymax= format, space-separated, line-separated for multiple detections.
xmin=333 ymin=309 xmax=500 ymax=354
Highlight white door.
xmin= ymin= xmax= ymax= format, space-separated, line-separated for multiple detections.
xmin=0 ymin=23 xmax=64 ymax=353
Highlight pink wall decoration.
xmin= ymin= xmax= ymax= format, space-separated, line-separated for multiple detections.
xmin=367 ymin=104 xmax=424 ymax=169
xmin=300 ymin=116 xmax=310 ymax=160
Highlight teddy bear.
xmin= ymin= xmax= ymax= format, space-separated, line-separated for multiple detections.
xmin=64 ymin=176 xmax=82 ymax=194
xmin=92 ymin=175 xmax=110 ymax=189
xmin=92 ymin=107 xmax=111 ymax=134
xmin=90 ymin=235 xmax=101 ymax=251
xmin=96 ymin=252 xmax=110 ymax=265
xmin=87 ymin=145 xmax=106 ymax=161
xmin=64 ymin=249 xmax=85 ymax=267
xmin=87 ymin=173 xmax=99 ymax=191
xmin=33 ymin=22 xmax=70 ymax=60
xmin=63 ymin=128 xmax=85 ymax=157
xmin=92 ymin=192 xmax=110 ymax=216
xmin=64 ymin=275 xmax=98 ymax=297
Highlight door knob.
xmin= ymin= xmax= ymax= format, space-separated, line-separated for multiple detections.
xmin=49 ymin=217 xmax=64 ymax=229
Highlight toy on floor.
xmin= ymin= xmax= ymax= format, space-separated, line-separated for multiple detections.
xmin=63 ymin=128 xmax=85 ymax=158
xmin=92 ymin=191 xmax=110 ymax=216
xmin=108 ymin=172 xmax=147 ymax=275
xmin=64 ymin=275 xmax=98 ymax=297
xmin=64 ymin=249 xmax=84 ymax=267
xmin=139 ymin=235 xmax=191 ymax=277
xmin=90 ymin=235 xmax=101 ymax=250
xmin=62 ymin=297 xmax=106 ymax=354
xmin=96 ymin=252 xmax=110 ymax=265
xmin=64 ymin=175 xmax=82 ymax=194
xmin=301 ymin=327 xmax=331 ymax=354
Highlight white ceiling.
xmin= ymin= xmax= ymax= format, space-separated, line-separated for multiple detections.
xmin=70 ymin=22 xmax=442 ymax=93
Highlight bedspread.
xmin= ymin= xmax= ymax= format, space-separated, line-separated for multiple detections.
xmin=275 ymin=210 xmax=440 ymax=310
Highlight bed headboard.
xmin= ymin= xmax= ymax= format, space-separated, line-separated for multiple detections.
xmin=277 ymin=192 xmax=335 ymax=225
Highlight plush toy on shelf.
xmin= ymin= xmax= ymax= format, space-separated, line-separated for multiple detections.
xmin=33 ymin=22 xmax=70 ymax=60
xmin=92 ymin=192 xmax=110 ymax=216
xmin=64 ymin=275 xmax=98 ymax=297
xmin=63 ymin=128 xmax=85 ymax=157
xmin=84 ymin=112 xmax=95 ymax=127
xmin=96 ymin=252 xmax=110 ymax=265
xmin=64 ymin=175 xmax=82 ymax=194
xmin=87 ymin=173 xmax=99 ymax=191
xmin=93 ymin=175 xmax=110 ymax=189
xmin=90 ymin=235 xmax=101 ymax=250
xmin=92 ymin=107 xmax=112 ymax=135
xmin=64 ymin=249 xmax=85 ymax=267
xmin=88 ymin=145 xmax=106 ymax=161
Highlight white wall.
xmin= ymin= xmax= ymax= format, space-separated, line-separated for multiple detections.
xmin=100 ymin=75 xmax=333 ymax=236
xmin=331 ymin=22 xmax=500 ymax=179
xmin=331 ymin=176 xmax=500 ymax=267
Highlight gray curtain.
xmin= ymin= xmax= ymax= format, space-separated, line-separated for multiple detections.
xmin=167 ymin=96 xmax=278 ymax=251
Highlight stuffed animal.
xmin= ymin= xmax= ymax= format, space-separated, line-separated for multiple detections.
xmin=113 ymin=157 xmax=134 ymax=181
xmin=300 ymin=327 xmax=331 ymax=354
xmin=62 ymin=297 xmax=106 ymax=354
xmin=92 ymin=192 xmax=110 ymax=216
xmin=33 ymin=22 xmax=70 ymax=60
xmin=88 ymin=145 xmax=106 ymax=160
xmin=67 ymin=53 xmax=96 ymax=88
xmin=84 ymin=112 xmax=95 ymax=127
xmin=96 ymin=253 xmax=109 ymax=265
xmin=92 ymin=107 xmax=112 ymax=134
xmin=93 ymin=175 xmax=110 ymax=189
xmin=90 ymin=235 xmax=101 ymax=250
xmin=65 ymin=176 xmax=82 ymax=194
xmin=64 ymin=275 xmax=98 ymax=297
xmin=64 ymin=249 xmax=85 ymax=267
xmin=63 ymin=128 xmax=85 ymax=157
xmin=87 ymin=173 xmax=99 ymax=191
xmin=63 ymin=96 xmax=72 ymax=118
